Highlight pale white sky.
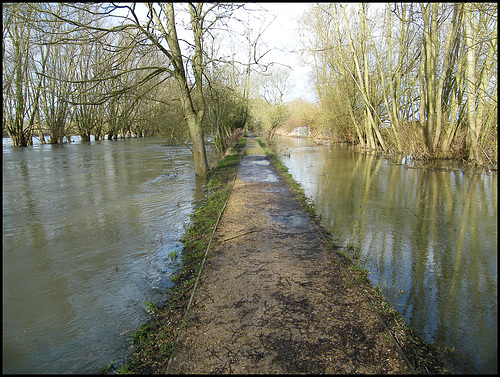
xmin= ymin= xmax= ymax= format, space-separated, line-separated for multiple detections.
xmin=115 ymin=3 xmax=316 ymax=103
xmin=256 ymin=3 xmax=316 ymax=103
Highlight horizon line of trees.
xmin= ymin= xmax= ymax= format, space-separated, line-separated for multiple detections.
xmin=4 ymin=3 xmax=497 ymax=170
xmin=3 ymin=3 xmax=165 ymax=145
xmin=3 ymin=3 xmax=277 ymax=175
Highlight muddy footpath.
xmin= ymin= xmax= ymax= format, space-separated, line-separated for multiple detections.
xmin=162 ymin=135 xmax=425 ymax=374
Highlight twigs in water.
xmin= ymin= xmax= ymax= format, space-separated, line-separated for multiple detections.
xmin=220 ymin=229 xmax=257 ymax=243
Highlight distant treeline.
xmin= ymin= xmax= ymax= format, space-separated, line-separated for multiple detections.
xmin=2 ymin=3 xmax=251 ymax=165
xmin=4 ymin=3 xmax=497 ymax=169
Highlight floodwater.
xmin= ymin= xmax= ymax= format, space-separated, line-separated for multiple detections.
xmin=2 ymin=136 xmax=211 ymax=373
xmin=270 ymin=135 xmax=497 ymax=374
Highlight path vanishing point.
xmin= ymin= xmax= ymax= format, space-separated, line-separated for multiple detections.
xmin=166 ymin=135 xmax=413 ymax=374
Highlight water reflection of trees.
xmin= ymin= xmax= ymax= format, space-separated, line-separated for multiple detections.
xmin=279 ymin=138 xmax=497 ymax=372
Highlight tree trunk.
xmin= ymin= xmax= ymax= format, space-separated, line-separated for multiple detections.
xmin=370 ymin=9 xmax=401 ymax=152
xmin=162 ymin=3 xmax=209 ymax=176
xmin=13 ymin=35 xmax=31 ymax=146
xmin=184 ymin=112 xmax=208 ymax=175
xmin=347 ymin=94 xmax=364 ymax=148
xmin=421 ymin=3 xmax=439 ymax=153
xmin=441 ymin=42 xmax=466 ymax=153
xmin=463 ymin=3 xmax=483 ymax=164
xmin=434 ymin=5 xmax=458 ymax=153
xmin=339 ymin=4 xmax=386 ymax=151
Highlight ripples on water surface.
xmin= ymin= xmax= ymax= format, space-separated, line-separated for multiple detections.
xmin=2 ymin=137 xmax=209 ymax=373
xmin=270 ymin=136 xmax=497 ymax=374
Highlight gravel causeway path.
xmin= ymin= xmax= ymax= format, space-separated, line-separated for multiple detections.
xmin=165 ymin=136 xmax=411 ymax=374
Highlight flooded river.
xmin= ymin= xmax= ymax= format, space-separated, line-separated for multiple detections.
xmin=2 ymin=136 xmax=211 ymax=373
xmin=3 ymin=134 xmax=497 ymax=373
xmin=270 ymin=135 xmax=497 ymax=374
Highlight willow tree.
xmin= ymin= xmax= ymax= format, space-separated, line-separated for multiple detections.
xmin=462 ymin=2 xmax=497 ymax=165
xmin=302 ymin=2 xmax=496 ymax=165
xmin=302 ymin=4 xmax=365 ymax=145
xmin=39 ymin=27 xmax=77 ymax=144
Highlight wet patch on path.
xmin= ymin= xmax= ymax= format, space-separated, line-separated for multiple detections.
xmin=239 ymin=138 xmax=279 ymax=183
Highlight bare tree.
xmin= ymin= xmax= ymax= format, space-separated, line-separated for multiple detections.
xmin=300 ymin=2 xmax=497 ymax=165
xmin=39 ymin=29 xmax=77 ymax=144
xmin=5 ymin=2 xmax=274 ymax=172
xmin=337 ymin=4 xmax=387 ymax=151
xmin=463 ymin=3 xmax=497 ymax=164
xmin=302 ymin=4 xmax=365 ymax=145
xmin=252 ymin=66 xmax=291 ymax=139
xmin=110 ymin=3 xmax=239 ymax=175
xmin=79 ymin=3 xmax=252 ymax=174
xmin=3 ymin=4 xmax=38 ymax=146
